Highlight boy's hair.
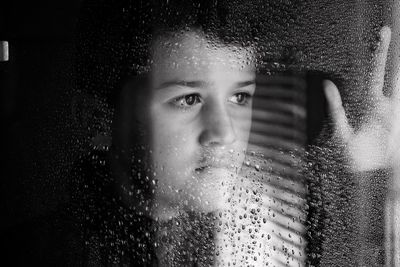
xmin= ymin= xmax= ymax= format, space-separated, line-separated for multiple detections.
xmin=75 ymin=0 xmax=261 ymax=108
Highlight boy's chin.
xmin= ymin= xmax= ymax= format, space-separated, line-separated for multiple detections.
xmin=189 ymin=167 xmax=239 ymax=213
xmin=153 ymin=167 xmax=241 ymax=219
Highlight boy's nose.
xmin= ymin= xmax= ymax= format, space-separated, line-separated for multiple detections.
xmin=199 ymin=101 xmax=236 ymax=147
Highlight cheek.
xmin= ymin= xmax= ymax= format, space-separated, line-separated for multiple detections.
xmin=232 ymin=107 xmax=253 ymax=142
xmin=150 ymin=115 xmax=199 ymax=172
xmin=230 ymin=108 xmax=252 ymax=163
xmin=151 ymin=122 xmax=200 ymax=195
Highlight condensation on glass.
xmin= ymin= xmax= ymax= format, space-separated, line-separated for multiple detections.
xmin=69 ymin=0 xmax=400 ymax=266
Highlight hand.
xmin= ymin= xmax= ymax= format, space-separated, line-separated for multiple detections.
xmin=324 ymin=26 xmax=400 ymax=172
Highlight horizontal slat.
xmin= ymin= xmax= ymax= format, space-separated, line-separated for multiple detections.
xmin=256 ymin=75 xmax=307 ymax=89
xmin=251 ymin=120 xmax=307 ymax=145
xmin=252 ymin=99 xmax=306 ymax=119
xmin=255 ymin=86 xmax=306 ymax=104
xmin=252 ymin=109 xmax=306 ymax=131
xmin=249 ymin=132 xmax=304 ymax=152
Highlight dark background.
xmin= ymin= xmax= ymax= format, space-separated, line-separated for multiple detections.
xmin=1 ymin=0 xmax=83 ymax=229
xmin=0 ymin=2 xmax=85 ymax=264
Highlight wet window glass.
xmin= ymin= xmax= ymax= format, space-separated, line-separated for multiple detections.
xmin=1 ymin=0 xmax=399 ymax=266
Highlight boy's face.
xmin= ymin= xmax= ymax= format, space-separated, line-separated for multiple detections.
xmin=149 ymin=32 xmax=255 ymax=218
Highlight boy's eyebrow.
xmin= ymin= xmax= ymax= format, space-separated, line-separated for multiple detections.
xmin=236 ymin=80 xmax=255 ymax=88
xmin=156 ymin=80 xmax=255 ymax=90
xmin=156 ymin=80 xmax=207 ymax=90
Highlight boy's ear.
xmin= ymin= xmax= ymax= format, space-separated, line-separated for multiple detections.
xmin=71 ymin=92 xmax=113 ymax=150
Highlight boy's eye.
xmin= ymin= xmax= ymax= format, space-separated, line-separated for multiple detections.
xmin=173 ymin=94 xmax=202 ymax=108
xmin=229 ymin=92 xmax=251 ymax=105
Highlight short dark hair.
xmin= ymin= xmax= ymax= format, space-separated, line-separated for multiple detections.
xmin=74 ymin=0 xmax=259 ymax=108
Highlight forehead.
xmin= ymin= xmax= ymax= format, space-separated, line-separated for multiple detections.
xmin=151 ymin=31 xmax=255 ymax=85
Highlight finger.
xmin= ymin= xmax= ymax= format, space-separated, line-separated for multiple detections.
xmin=323 ymin=80 xmax=353 ymax=142
xmin=370 ymin=26 xmax=391 ymax=99
xmin=393 ymin=66 xmax=400 ymax=102
xmin=390 ymin=30 xmax=400 ymax=102
xmin=387 ymin=103 xmax=400 ymax=160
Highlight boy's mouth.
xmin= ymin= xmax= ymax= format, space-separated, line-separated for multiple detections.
xmin=194 ymin=149 xmax=244 ymax=174
xmin=195 ymin=166 xmax=208 ymax=172
xmin=195 ymin=158 xmax=236 ymax=173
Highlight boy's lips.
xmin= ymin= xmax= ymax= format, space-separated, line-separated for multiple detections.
xmin=194 ymin=157 xmax=239 ymax=173
xmin=192 ymin=148 xmax=245 ymax=174
xmin=195 ymin=166 xmax=208 ymax=172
